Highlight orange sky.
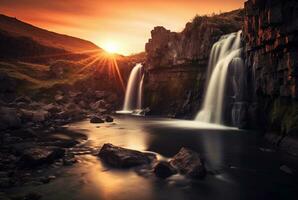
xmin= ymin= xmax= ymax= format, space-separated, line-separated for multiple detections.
xmin=0 ymin=0 xmax=244 ymax=55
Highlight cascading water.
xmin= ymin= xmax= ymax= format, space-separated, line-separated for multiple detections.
xmin=196 ymin=30 xmax=244 ymax=124
xmin=118 ymin=63 xmax=144 ymax=113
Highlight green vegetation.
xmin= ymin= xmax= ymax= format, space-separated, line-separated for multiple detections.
xmin=0 ymin=60 xmax=90 ymax=93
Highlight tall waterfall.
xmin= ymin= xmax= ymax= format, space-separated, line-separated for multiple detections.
xmin=196 ymin=30 xmax=243 ymax=124
xmin=121 ymin=63 xmax=144 ymax=112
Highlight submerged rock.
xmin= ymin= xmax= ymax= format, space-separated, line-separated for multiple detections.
xmin=98 ymin=143 xmax=156 ymax=168
xmin=153 ymin=161 xmax=177 ymax=179
xmin=90 ymin=116 xmax=104 ymax=123
xmin=170 ymin=147 xmax=206 ymax=179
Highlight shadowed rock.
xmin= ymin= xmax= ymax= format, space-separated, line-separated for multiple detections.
xmin=105 ymin=116 xmax=114 ymax=122
xmin=18 ymin=147 xmax=65 ymax=168
xmin=153 ymin=161 xmax=177 ymax=178
xmin=170 ymin=147 xmax=206 ymax=179
xmin=98 ymin=143 xmax=156 ymax=168
xmin=90 ymin=116 xmax=104 ymax=123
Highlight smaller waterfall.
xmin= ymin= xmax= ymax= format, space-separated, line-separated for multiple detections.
xmin=196 ymin=30 xmax=243 ymax=124
xmin=118 ymin=63 xmax=144 ymax=113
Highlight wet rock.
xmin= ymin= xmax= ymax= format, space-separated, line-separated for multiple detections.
xmin=106 ymin=93 xmax=118 ymax=103
xmin=20 ymin=109 xmax=50 ymax=123
xmin=14 ymin=96 xmax=31 ymax=104
xmin=12 ymin=192 xmax=42 ymax=200
xmin=90 ymin=100 xmax=106 ymax=110
xmin=40 ymin=175 xmax=56 ymax=184
xmin=63 ymin=157 xmax=77 ymax=166
xmin=280 ymin=165 xmax=293 ymax=175
xmin=90 ymin=116 xmax=104 ymax=123
xmin=95 ymin=91 xmax=107 ymax=99
xmin=43 ymin=103 xmax=61 ymax=114
xmin=0 ymin=178 xmax=13 ymax=188
xmin=105 ymin=116 xmax=114 ymax=122
xmin=170 ymin=147 xmax=206 ymax=179
xmin=0 ymin=107 xmax=21 ymax=130
xmin=19 ymin=147 xmax=65 ymax=168
xmin=54 ymin=94 xmax=64 ymax=102
xmin=98 ymin=143 xmax=156 ymax=168
xmin=153 ymin=161 xmax=177 ymax=178
xmin=32 ymin=110 xmax=50 ymax=122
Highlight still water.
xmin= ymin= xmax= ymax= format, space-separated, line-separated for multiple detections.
xmin=7 ymin=116 xmax=298 ymax=200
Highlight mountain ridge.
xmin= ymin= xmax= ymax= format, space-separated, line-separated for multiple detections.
xmin=0 ymin=14 xmax=101 ymax=53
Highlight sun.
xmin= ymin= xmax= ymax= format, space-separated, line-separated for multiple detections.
xmin=103 ymin=42 xmax=119 ymax=54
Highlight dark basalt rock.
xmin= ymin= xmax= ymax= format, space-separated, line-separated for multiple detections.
xmin=153 ymin=161 xmax=177 ymax=179
xmin=98 ymin=143 xmax=156 ymax=168
xmin=170 ymin=147 xmax=206 ymax=179
xmin=18 ymin=147 xmax=65 ymax=168
xmin=90 ymin=116 xmax=104 ymax=123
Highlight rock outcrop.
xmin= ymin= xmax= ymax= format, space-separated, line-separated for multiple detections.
xmin=243 ymin=0 xmax=298 ymax=152
xmin=144 ymin=10 xmax=244 ymax=117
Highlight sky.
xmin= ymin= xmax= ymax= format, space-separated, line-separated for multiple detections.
xmin=0 ymin=0 xmax=244 ymax=55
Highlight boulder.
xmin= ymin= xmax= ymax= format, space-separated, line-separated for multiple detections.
xmin=90 ymin=116 xmax=104 ymax=123
xmin=170 ymin=148 xmax=206 ymax=179
xmin=153 ymin=161 xmax=177 ymax=178
xmin=18 ymin=147 xmax=65 ymax=168
xmin=105 ymin=116 xmax=114 ymax=122
xmin=98 ymin=143 xmax=156 ymax=168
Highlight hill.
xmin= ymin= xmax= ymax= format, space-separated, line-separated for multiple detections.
xmin=0 ymin=14 xmax=101 ymax=53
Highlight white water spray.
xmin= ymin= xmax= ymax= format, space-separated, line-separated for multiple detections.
xmin=121 ymin=63 xmax=144 ymax=112
xmin=196 ymin=30 xmax=243 ymax=124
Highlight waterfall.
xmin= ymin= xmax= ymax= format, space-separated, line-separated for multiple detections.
xmin=120 ymin=63 xmax=144 ymax=112
xmin=196 ymin=30 xmax=243 ymax=124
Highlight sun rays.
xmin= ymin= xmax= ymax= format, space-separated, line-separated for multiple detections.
xmin=76 ymin=51 xmax=126 ymax=92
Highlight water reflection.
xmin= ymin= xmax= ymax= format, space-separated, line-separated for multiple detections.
xmin=13 ymin=116 xmax=296 ymax=200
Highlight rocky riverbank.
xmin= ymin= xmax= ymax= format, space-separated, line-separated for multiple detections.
xmin=0 ymin=87 xmax=118 ymax=196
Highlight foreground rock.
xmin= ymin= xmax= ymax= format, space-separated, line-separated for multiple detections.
xmin=170 ymin=148 xmax=206 ymax=179
xmin=90 ymin=116 xmax=104 ymax=123
xmin=98 ymin=143 xmax=156 ymax=168
xmin=0 ymin=107 xmax=21 ymax=130
xmin=105 ymin=116 xmax=114 ymax=122
xmin=153 ymin=161 xmax=177 ymax=179
xmin=18 ymin=147 xmax=65 ymax=168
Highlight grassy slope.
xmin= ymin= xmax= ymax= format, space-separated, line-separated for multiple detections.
xmin=0 ymin=14 xmax=101 ymax=53
xmin=0 ymin=61 xmax=87 ymax=92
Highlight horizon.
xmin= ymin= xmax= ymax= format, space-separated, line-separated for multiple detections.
xmin=0 ymin=0 xmax=244 ymax=55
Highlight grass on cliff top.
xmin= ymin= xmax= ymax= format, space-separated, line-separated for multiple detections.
xmin=189 ymin=9 xmax=244 ymax=33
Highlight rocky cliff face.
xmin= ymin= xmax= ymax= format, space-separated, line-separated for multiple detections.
xmin=243 ymin=0 xmax=298 ymax=153
xmin=144 ymin=10 xmax=244 ymax=117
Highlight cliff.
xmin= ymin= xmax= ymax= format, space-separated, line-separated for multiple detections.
xmin=144 ymin=9 xmax=244 ymax=117
xmin=243 ymin=0 xmax=298 ymax=154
